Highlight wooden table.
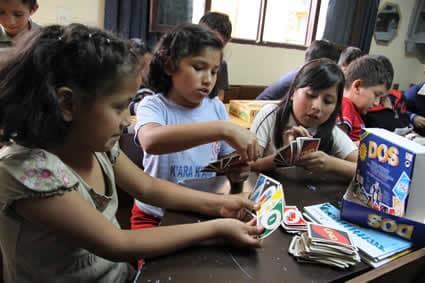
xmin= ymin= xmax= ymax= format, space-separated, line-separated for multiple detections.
xmin=137 ymin=172 xmax=371 ymax=283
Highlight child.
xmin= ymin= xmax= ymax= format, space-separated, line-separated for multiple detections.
xmin=0 ymin=0 xmax=40 ymax=49
xmin=132 ymin=24 xmax=258 ymax=235
xmin=338 ymin=46 xmax=362 ymax=73
xmin=199 ymin=11 xmax=232 ymax=101
xmin=250 ymin=59 xmax=358 ymax=180
xmin=256 ymin=39 xmax=340 ymax=101
xmin=0 ymin=24 xmax=263 ymax=283
xmin=127 ymin=38 xmax=155 ymax=116
xmin=362 ymin=55 xmax=410 ymax=131
xmin=337 ymin=56 xmax=388 ymax=143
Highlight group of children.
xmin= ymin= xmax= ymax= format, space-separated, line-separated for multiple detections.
xmin=0 ymin=1 xmax=421 ymax=282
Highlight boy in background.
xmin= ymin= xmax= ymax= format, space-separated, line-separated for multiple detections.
xmin=0 ymin=0 xmax=40 ymax=50
xmin=363 ymin=55 xmax=411 ymax=132
xmin=338 ymin=46 xmax=363 ymax=73
xmin=337 ymin=56 xmax=388 ymax=143
xmin=256 ymin=39 xmax=340 ymax=100
xmin=199 ymin=11 xmax=232 ymax=101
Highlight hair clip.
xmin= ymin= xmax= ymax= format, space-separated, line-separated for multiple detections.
xmin=88 ymin=33 xmax=93 ymax=38
xmin=58 ymin=36 xmax=62 ymax=41
xmin=106 ymin=38 xmax=111 ymax=44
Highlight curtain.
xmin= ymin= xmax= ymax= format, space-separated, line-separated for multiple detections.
xmin=104 ymin=0 xmax=149 ymax=41
xmin=322 ymin=0 xmax=380 ymax=53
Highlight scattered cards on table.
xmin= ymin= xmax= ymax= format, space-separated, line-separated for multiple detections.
xmin=201 ymin=153 xmax=247 ymax=174
xmin=281 ymin=206 xmax=308 ymax=233
xmin=274 ymin=137 xmax=320 ymax=167
xmin=249 ymin=174 xmax=286 ymax=239
xmin=288 ymin=223 xmax=360 ymax=269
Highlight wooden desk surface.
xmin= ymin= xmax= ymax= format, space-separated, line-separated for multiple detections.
xmin=138 ymin=173 xmax=370 ymax=283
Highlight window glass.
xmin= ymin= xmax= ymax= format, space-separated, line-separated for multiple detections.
xmin=210 ymin=0 xmax=262 ymax=40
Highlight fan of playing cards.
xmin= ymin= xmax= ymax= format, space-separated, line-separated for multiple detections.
xmin=201 ymin=153 xmax=247 ymax=174
xmin=274 ymin=137 xmax=320 ymax=167
xmin=249 ymin=174 xmax=286 ymax=239
xmin=289 ymin=223 xmax=361 ymax=269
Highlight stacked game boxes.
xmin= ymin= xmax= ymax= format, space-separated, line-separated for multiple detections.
xmin=341 ymin=128 xmax=425 ymax=245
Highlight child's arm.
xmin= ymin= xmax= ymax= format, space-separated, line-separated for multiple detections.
xmin=14 ymin=191 xmax=262 ymax=262
xmin=296 ymin=150 xmax=358 ymax=180
xmin=115 ymin=150 xmax=258 ymax=218
xmin=139 ymin=121 xmax=258 ymax=161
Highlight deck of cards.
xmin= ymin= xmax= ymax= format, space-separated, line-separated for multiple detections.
xmin=289 ymin=223 xmax=360 ymax=269
xmin=201 ymin=153 xmax=247 ymax=174
xmin=249 ymin=174 xmax=286 ymax=239
xmin=274 ymin=137 xmax=320 ymax=167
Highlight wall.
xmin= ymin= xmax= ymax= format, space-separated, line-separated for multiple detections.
xmin=32 ymin=0 xmax=423 ymax=91
xmin=32 ymin=0 xmax=104 ymax=28
xmin=369 ymin=0 xmax=424 ymax=90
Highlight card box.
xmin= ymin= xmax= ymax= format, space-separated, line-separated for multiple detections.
xmin=341 ymin=128 xmax=425 ymax=245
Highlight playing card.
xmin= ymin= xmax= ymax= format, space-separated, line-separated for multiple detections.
xmin=307 ymin=223 xmax=354 ymax=248
xmin=249 ymin=174 xmax=267 ymax=202
xmin=274 ymin=137 xmax=321 ymax=167
xmin=298 ymin=138 xmax=320 ymax=159
xmin=283 ymin=206 xmax=307 ymax=226
xmin=257 ymin=186 xmax=284 ymax=239
xmin=201 ymin=153 xmax=247 ymax=174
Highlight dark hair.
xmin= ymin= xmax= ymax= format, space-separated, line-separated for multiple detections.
xmin=305 ymin=40 xmax=340 ymax=62
xmin=258 ymin=59 xmax=345 ymax=153
xmin=338 ymin=46 xmax=363 ymax=67
xmin=7 ymin=0 xmax=38 ymax=9
xmin=345 ymin=55 xmax=388 ymax=89
xmin=0 ymin=24 xmax=139 ymax=148
xmin=199 ymin=12 xmax=232 ymax=42
xmin=370 ymin=55 xmax=394 ymax=90
xmin=127 ymin=38 xmax=151 ymax=57
xmin=148 ymin=23 xmax=223 ymax=95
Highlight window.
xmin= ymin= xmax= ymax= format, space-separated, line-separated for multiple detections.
xmin=149 ymin=0 xmax=329 ymax=48
xmin=209 ymin=0 xmax=329 ymax=48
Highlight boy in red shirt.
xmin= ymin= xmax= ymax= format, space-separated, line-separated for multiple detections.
xmin=337 ymin=56 xmax=388 ymax=143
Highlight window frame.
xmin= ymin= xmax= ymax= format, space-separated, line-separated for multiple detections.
xmin=149 ymin=0 xmax=321 ymax=49
xmin=149 ymin=0 xmax=211 ymax=33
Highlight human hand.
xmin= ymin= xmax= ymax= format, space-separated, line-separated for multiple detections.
xmin=217 ymin=192 xmax=259 ymax=220
xmin=413 ymin=115 xmax=425 ymax=128
xmin=215 ymin=218 xmax=263 ymax=248
xmin=223 ymin=122 xmax=259 ymax=161
xmin=295 ymin=150 xmax=330 ymax=173
xmin=283 ymin=126 xmax=311 ymax=145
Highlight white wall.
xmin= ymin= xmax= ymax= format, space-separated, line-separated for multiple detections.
xmin=369 ymin=0 xmax=424 ymax=90
xmin=32 ymin=0 xmax=424 ymax=91
xmin=32 ymin=0 xmax=104 ymax=28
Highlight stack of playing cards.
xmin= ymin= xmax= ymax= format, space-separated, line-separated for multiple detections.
xmin=289 ymin=223 xmax=361 ymax=269
xmin=274 ymin=137 xmax=320 ymax=167
xmin=249 ymin=174 xmax=286 ymax=239
xmin=281 ymin=206 xmax=308 ymax=234
xmin=201 ymin=153 xmax=247 ymax=174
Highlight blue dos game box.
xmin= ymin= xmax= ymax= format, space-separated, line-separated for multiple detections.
xmin=355 ymin=128 xmax=425 ymax=222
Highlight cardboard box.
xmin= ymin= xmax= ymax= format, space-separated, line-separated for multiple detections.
xmin=355 ymin=128 xmax=425 ymax=221
xmin=341 ymin=181 xmax=425 ymax=246
xmin=341 ymin=128 xmax=425 ymax=245
xmin=228 ymin=100 xmax=279 ymax=123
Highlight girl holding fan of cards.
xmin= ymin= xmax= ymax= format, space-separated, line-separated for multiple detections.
xmin=250 ymin=59 xmax=358 ymax=179
xmin=132 ymin=24 xmax=260 ymax=266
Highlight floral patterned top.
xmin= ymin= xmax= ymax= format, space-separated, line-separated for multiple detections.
xmin=0 ymin=143 xmax=131 ymax=283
